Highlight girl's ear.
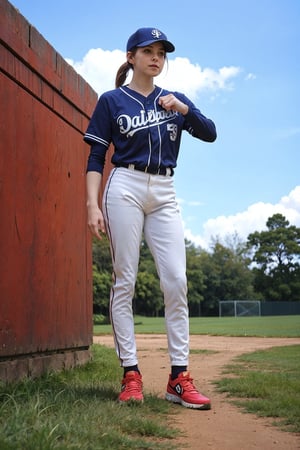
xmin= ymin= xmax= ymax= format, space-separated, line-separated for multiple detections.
xmin=127 ymin=51 xmax=135 ymax=65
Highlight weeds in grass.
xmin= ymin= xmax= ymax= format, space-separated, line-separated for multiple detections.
xmin=214 ymin=345 xmax=300 ymax=433
xmin=156 ymin=347 xmax=217 ymax=355
xmin=0 ymin=345 xmax=179 ymax=449
xmin=189 ymin=349 xmax=218 ymax=355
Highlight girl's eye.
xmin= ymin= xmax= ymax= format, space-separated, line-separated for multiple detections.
xmin=142 ymin=48 xmax=165 ymax=58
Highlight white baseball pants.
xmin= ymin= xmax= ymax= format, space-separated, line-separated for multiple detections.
xmin=102 ymin=167 xmax=189 ymax=368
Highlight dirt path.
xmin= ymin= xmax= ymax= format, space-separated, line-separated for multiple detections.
xmin=93 ymin=334 xmax=300 ymax=450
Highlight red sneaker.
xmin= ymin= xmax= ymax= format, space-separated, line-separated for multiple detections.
xmin=165 ymin=371 xmax=211 ymax=409
xmin=118 ymin=371 xmax=144 ymax=403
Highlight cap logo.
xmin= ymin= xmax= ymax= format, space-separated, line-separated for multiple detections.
xmin=151 ymin=29 xmax=162 ymax=39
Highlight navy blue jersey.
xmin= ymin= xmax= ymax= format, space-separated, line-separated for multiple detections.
xmin=84 ymin=85 xmax=216 ymax=174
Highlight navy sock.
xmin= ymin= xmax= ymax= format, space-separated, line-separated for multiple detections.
xmin=123 ymin=365 xmax=140 ymax=377
xmin=171 ymin=366 xmax=187 ymax=380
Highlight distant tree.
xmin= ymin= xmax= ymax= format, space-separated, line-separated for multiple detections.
xmin=92 ymin=235 xmax=112 ymax=273
xmin=185 ymin=240 xmax=205 ymax=316
xmin=92 ymin=265 xmax=111 ymax=314
xmin=134 ymin=271 xmax=163 ymax=316
xmin=199 ymin=237 xmax=259 ymax=315
xmin=247 ymin=213 xmax=300 ymax=301
xmin=91 ymin=236 xmax=113 ymax=314
xmin=138 ymin=238 xmax=158 ymax=275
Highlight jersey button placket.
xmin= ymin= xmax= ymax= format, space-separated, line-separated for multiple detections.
xmin=146 ymin=99 xmax=158 ymax=172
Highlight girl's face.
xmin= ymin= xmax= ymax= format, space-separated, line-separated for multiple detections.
xmin=127 ymin=42 xmax=166 ymax=78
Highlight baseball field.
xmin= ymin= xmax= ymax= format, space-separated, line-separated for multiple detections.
xmin=94 ymin=315 xmax=300 ymax=449
xmin=1 ymin=315 xmax=299 ymax=449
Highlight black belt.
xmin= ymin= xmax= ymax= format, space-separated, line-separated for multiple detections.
xmin=116 ymin=163 xmax=174 ymax=176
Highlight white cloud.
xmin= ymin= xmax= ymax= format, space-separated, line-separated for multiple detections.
xmin=157 ymin=59 xmax=241 ymax=98
xmin=66 ymin=48 xmax=125 ymax=94
xmin=184 ymin=186 xmax=300 ymax=250
xmin=66 ymin=48 xmax=241 ymax=99
xmin=245 ymin=72 xmax=256 ymax=81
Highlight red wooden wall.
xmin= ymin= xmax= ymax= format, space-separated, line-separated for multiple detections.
xmin=0 ymin=0 xmax=102 ymax=381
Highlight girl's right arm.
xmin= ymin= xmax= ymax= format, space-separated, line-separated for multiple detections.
xmin=86 ymin=171 xmax=106 ymax=240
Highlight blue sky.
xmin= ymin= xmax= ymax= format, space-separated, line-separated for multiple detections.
xmin=11 ymin=0 xmax=300 ymax=249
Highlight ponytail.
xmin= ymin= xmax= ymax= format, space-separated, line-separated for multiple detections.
xmin=115 ymin=61 xmax=132 ymax=88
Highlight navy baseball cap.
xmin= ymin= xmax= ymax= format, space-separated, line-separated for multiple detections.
xmin=126 ymin=28 xmax=175 ymax=53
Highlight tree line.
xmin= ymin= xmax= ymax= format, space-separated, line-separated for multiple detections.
xmin=92 ymin=213 xmax=300 ymax=317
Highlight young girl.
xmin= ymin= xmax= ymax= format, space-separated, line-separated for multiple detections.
xmin=84 ymin=27 xmax=216 ymax=409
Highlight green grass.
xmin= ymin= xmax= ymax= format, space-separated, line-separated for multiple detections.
xmin=2 ymin=316 xmax=299 ymax=447
xmin=214 ymin=345 xmax=300 ymax=433
xmin=94 ymin=315 xmax=300 ymax=337
xmin=0 ymin=345 xmax=179 ymax=450
xmin=93 ymin=315 xmax=300 ymax=435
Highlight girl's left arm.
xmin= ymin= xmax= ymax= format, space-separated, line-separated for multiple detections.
xmin=159 ymin=92 xmax=217 ymax=143
xmin=184 ymin=103 xmax=217 ymax=142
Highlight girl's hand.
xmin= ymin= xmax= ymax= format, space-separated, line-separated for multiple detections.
xmin=87 ymin=205 xmax=106 ymax=240
xmin=159 ymin=94 xmax=189 ymax=115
